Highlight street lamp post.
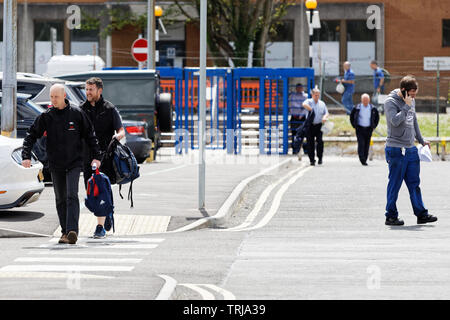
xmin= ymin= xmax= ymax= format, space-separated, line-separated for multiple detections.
xmin=305 ymin=0 xmax=317 ymax=68
xmin=155 ymin=6 xmax=163 ymax=65
xmin=305 ymin=0 xmax=320 ymax=69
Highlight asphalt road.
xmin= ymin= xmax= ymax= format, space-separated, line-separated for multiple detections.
xmin=1 ymin=155 xmax=450 ymax=300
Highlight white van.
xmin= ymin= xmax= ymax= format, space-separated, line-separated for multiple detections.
xmin=44 ymin=55 xmax=105 ymax=78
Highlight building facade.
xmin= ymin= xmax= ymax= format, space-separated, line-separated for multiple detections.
xmin=1 ymin=0 xmax=449 ymax=96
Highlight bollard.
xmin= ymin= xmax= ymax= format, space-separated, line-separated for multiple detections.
xmin=369 ymin=138 xmax=374 ymax=161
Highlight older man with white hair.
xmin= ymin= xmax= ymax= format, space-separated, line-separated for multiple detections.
xmin=350 ymin=93 xmax=380 ymax=166
xmin=22 ymin=83 xmax=101 ymax=245
xmin=303 ymin=88 xmax=329 ymax=166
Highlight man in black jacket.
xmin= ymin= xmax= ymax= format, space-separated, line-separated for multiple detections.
xmin=22 ymin=84 xmax=101 ymax=245
xmin=80 ymin=77 xmax=124 ymax=239
xmin=350 ymin=93 xmax=380 ymax=166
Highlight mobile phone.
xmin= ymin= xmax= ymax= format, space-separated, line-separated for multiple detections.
xmin=401 ymin=89 xmax=407 ymax=98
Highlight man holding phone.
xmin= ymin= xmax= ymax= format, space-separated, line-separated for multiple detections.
xmin=383 ymin=75 xmax=437 ymax=226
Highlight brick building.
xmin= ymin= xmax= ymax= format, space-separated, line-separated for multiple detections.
xmin=1 ymin=0 xmax=450 ymax=96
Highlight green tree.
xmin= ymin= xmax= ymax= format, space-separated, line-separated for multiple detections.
xmin=170 ymin=0 xmax=294 ymax=67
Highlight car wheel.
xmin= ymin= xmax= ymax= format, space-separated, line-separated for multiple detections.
xmin=156 ymin=93 xmax=173 ymax=133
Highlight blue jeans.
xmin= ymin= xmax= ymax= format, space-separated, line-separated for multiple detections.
xmin=342 ymin=91 xmax=354 ymax=115
xmin=385 ymin=146 xmax=428 ymax=219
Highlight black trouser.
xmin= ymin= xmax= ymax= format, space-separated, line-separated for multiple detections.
xmin=290 ymin=116 xmax=307 ymax=154
xmin=83 ymin=163 xmax=95 ymax=190
xmin=356 ymin=126 xmax=373 ymax=164
xmin=51 ymin=167 xmax=81 ymax=235
xmin=307 ymin=123 xmax=323 ymax=163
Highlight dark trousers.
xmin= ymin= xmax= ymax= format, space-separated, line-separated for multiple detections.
xmin=356 ymin=126 xmax=373 ymax=164
xmin=385 ymin=146 xmax=428 ymax=219
xmin=83 ymin=163 xmax=95 ymax=190
xmin=290 ymin=116 xmax=307 ymax=154
xmin=51 ymin=167 xmax=81 ymax=235
xmin=307 ymin=123 xmax=323 ymax=163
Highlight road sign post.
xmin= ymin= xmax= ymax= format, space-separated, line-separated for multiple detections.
xmin=131 ymin=38 xmax=148 ymax=66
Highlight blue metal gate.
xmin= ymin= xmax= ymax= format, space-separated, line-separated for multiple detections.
xmin=157 ymin=67 xmax=315 ymax=155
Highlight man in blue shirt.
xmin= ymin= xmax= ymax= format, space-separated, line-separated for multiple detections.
xmin=303 ymin=88 xmax=329 ymax=166
xmin=370 ymin=60 xmax=385 ymax=94
xmin=289 ymin=83 xmax=308 ymax=155
xmin=340 ymin=61 xmax=355 ymax=115
xmin=349 ymin=93 xmax=380 ymax=166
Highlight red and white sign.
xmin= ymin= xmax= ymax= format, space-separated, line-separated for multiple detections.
xmin=131 ymin=38 xmax=148 ymax=63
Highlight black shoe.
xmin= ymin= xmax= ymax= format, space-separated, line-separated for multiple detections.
xmin=417 ymin=214 xmax=438 ymax=224
xmin=318 ymin=159 xmax=323 ymax=165
xmin=310 ymin=161 xmax=315 ymax=166
xmin=362 ymin=162 xmax=368 ymax=166
xmin=67 ymin=231 xmax=78 ymax=244
xmin=385 ymin=217 xmax=404 ymax=226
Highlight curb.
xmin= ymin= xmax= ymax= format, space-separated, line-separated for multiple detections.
xmin=170 ymin=157 xmax=296 ymax=233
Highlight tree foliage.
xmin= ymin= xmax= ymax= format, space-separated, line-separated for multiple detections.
xmin=169 ymin=0 xmax=294 ymax=67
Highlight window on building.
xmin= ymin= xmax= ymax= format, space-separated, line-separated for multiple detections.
xmin=34 ymin=21 xmax=64 ymax=75
xmin=347 ymin=20 xmax=376 ymax=75
xmin=266 ymin=20 xmax=294 ymax=67
xmin=71 ymin=28 xmax=99 ymax=55
xmin=443 ymin=20 xmax=450 ymax=47
xmin=312 ymin=20 xmax=340 ymax=75
xmin=271 ymin=20 xmax=294 ymax=42
xmin=313 ymin=20 xmax=340 ymax=42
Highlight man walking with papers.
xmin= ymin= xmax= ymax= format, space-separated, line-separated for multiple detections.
xmin=383 ymin=75 xmax=437 ymax=226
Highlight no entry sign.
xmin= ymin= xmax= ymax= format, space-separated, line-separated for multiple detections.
xmin=131 ymin=38 xmax=148 ymax=63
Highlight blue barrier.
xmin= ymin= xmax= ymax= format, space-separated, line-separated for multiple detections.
xmin=104 ymin=67 xmax=315 ymax=155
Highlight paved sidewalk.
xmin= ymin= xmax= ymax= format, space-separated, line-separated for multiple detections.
xmin=0 ymin=150 xmax=291 ymax=237
xmin=222 ymin=155 xmax=450 ymax=299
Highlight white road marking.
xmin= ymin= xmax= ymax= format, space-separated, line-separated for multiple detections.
xmin=155 ymin=274 xmax=178 ymax=300
xmin=0 ymin=271 xmax=114 ymax=279
xmin=0 ymin=265 xmax=135 ymax=272
xmin=38 ymin=244 xmax=159 ymax=250
xmin=235 ymin=166 xmax=312 ymax=231
xmin=170 ymin=158 xmax=294 ymax=233
xmin=180 ymin=284 xmax=216 ymax=300
xmin=200 ymin=284 xmax=236 ymax=300
xmin=221 ymin=166 xmax=305 ymax=231
xmin=48 ymin=237 xmax=166 ymax=244
xmin=28 ymin=250 xmax=150 ymax=256
xmin=15 ymin=257 xmax=142 ymax=264
xmin=142 ymin=164 xmax=188 ymax=177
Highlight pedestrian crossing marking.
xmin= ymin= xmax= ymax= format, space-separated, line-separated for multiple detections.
xmin=0 ymin=272 xmax=114 ymax=279
xmin=52 ymin=214 xmax=171 ymax=237
xmin=15 ymin=257 xmax=142 ymax=264
xmin=0 ymin=237 xmax=165 ymax=280
xmin=0 ymin=265 xmax=135 ymax=272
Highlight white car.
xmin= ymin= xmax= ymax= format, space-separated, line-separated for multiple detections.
xmin=0 ymin=136 xmax=44 ymax=209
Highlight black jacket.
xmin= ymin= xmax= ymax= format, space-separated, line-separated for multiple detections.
xmin=80 ymin=96 xmax=123 ymax=153
xmin=295 ymin=109 xmax=315 ymax=138
xmin=350 ymin=103 xmax=380 ymax=130
xmin=22 ymin=100 xmax=101 ymax=171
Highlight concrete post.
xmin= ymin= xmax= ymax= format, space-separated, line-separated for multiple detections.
xmin=1 ymin=0 xmax=17 ymax=138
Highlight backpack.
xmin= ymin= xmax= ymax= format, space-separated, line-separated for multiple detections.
xmin=381 ymin=68 xmax=391 ymax=84
xmin=102 ymin=138 xmax=140 ymax=208
xmin=85 ymin=168 xmax=115 ymax=232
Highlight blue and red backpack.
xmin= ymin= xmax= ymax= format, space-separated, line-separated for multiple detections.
xmin=85 ymin=167 xmax=115 ymax=232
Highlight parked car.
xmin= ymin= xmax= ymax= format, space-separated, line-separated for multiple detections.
xmin=0 ymin=93 xmax=50 ymax=181
xmin=0 ymin=73 xmax=67 ymax=107
xmin=0 ymin=135 xmax=44 ymax=209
